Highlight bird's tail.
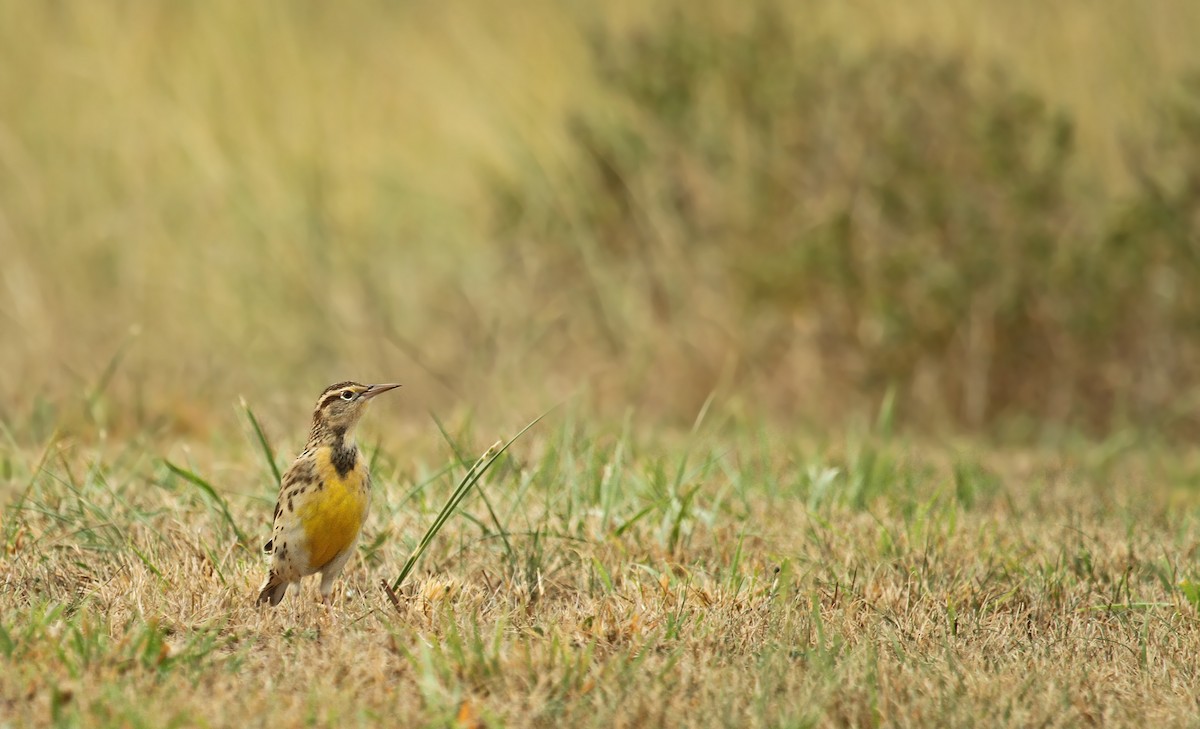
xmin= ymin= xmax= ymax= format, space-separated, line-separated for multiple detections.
xmin=257 ymin=572 xmax=289 ymax=606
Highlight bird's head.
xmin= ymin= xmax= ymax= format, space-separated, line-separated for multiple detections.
xmin=310 ymin=381 xmax=401 ymax=437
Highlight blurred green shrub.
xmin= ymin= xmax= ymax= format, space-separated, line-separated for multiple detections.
xmin=1097 ymin=74 xmax=1200 ymax=429
xmin=490 ymin=2 xmax=1200 ymax=434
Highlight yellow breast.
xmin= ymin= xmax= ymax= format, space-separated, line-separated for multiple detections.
xmin=298 ymin=448 xmax=370 ymax=571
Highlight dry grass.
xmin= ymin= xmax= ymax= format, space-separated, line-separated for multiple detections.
xmin=2 ymin=0 xmax=1200 ymax=428
xmin=4 ymin=412 xmax=1200 ymax=726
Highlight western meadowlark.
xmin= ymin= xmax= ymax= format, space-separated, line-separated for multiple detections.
xmin=257 ymin=381 xmax=400 ymax=607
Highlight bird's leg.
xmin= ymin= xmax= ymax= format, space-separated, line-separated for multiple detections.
xmin=317 ymin=591 xmax=341 ymax=629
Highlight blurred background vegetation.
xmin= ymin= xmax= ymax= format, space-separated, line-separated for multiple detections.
xmin=2 ymin=0 xmax=1200 ymax=440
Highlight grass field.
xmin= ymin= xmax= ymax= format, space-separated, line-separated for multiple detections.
xmin=5 ymin=412 xmax=1200 ymax=726
xmin=5 ymin=1 xmax=1200 ymax=727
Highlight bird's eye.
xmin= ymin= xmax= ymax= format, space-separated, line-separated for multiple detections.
xmin=341 ymin=390 xmax=355 ymax=401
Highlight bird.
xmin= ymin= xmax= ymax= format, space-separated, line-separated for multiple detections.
xmin=257 ymin=381 xmax=401 ymax=607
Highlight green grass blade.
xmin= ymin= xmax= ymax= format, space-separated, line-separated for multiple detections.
xmin=85 ymin=331 xmax=136 ymax=411
xmin=388 ymin=444 xmax=499 ymax=594
xmin=128 ymin=542 xmax=166 ymax=583
xmin=429 ymin=410 xmax=471 ymax=466
xmin=613 ymin=505 xmax=654 ymax=538
xmin=241 ymin=399 xmax=282 ymax=485
xmin=163 ymin=460 xmax=249 ymax=546
xmin=389 ymin=409 xmax=550 ymax=594
xmin=672 ymin=389 xmax=716 ymax=491
xmin=428 ymin=411 xmax=515 ymax=563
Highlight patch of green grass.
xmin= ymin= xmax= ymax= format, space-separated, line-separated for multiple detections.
xmin=6 ymin=404 xmax=1200 ymax=726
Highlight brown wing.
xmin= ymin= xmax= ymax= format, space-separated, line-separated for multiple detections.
xmin=262 ymin=454 xmax=316 ymax=554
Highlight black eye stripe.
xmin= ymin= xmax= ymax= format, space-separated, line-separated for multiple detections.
xmin=320 ymin=391 xmax=360 ymax=409
xmin=315 ymin=381 xmax=365 ymax=410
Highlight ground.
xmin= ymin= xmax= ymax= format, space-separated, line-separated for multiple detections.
xmin=3 ymin=415 xmax=1199 ymax=727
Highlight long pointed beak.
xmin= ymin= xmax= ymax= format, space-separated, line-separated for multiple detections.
xmin=361 ymin=383 xmax=402 ymax=400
